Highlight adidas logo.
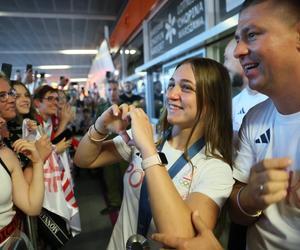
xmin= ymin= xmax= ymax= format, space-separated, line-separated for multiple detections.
xmin=238 ymin=108 xmax=246 ymax=115
xmin=255 ymin=128 xmax=271 ymax=143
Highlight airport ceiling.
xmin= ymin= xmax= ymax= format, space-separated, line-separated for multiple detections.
xmin=0 ymin=0 xmax=127 ymax=82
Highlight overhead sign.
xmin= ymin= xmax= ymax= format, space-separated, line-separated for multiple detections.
xmin=149 ymin=0 xmax=205 ymax=59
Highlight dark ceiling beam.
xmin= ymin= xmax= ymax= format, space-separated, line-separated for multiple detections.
xmin=0 ymin=11 xmax=116 ymax=21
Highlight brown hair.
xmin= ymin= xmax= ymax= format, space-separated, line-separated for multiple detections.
xmin=10 ymin=80 xmax=36 ymax=120
xmin=33 ymin=85 xmax=57 ymax=101
xmin=158 ymin=57 xmax=233 ymax=166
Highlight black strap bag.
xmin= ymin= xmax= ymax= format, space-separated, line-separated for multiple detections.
xmin=38 ymin=209 xmax=72 ymax=249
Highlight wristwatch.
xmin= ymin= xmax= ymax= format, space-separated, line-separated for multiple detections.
xmin=141 ymin=152 xmax=168 ymax=170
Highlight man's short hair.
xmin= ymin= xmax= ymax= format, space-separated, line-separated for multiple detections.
xmin=33 ymin=85 xmax=57 ymax=101
xmin=241 ymin=0 xmax=300 ymax=20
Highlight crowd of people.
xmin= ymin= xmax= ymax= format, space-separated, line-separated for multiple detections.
xmin=1 ymin=0 xmax=300 ymax=249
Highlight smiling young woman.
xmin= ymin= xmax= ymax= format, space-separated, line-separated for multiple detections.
xmin=74 ymin=57 xmax=234 ymax=249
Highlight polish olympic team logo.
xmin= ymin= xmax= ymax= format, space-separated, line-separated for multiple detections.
xmin=127 ymin=163 xmax=144 ymax=188
xmin=165 ymin=13 xmax=176 ymax=44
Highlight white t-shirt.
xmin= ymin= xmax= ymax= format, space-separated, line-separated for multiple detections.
xmin=232 ymin=87 xmax=268 ymax=132
xmin=108 ymin=132 xmax=234 ymax=250
xmin=233 ymin=98 xmax=300 ymax=250
xmin=0 ymin=163 xmax=15 ymax=247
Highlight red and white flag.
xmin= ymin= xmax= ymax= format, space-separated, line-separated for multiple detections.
xmin=43 ymin=151 xmax=81 ymax=235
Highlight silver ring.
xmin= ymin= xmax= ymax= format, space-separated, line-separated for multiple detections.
xmin=259 ymin=184 xmax=264 ymax=192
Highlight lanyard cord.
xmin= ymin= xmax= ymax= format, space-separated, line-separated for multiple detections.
xmin=137 ymin=129 xmax=205 ymax=236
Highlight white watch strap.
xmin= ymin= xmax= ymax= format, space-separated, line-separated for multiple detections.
xmin=141 ymin=154 xmax=162 ymax=170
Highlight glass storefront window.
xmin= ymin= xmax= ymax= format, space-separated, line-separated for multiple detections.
xmin=215 ymin=0 xmax=244 ymax=23
xmin=124 ymin=31 xmax=144 ymax=76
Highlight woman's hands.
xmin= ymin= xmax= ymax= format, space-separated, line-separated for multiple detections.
xmin=95 ymin=104 xmax=131 ymax=135
xmin=25 ymin=119 xmax=38 ymax=132
xmin=128 ymin=107 xmax=156 ymax=158
xmin=95 ymin=104 xmax=156 ymax=157
xmin=55 ymin=138 xmax=71 ymax=154
xmin=59 ymin=103 xmax=75 ymax=125
xmin=35 ymin=135 xmax=52 ymax=161
xmin=12 ymin=139 xmax=42 ymax=164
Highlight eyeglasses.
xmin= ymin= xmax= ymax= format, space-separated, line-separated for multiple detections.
xmin=43 ymin=96 xmax=59 ymax=102
xmin=0 ymin=88 xmax=17 ymax=102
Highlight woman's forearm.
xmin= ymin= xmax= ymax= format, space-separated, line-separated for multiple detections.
xmin=74 ymin=132 xmax=105 ymax=168
xmin=26 ymin=161 xmax=44 ymax=215
xmin=145 ymin=166 xmax=195 ymax=237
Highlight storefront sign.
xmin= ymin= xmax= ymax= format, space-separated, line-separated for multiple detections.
xmin=149 ymin=0 xmax=205 ymax=59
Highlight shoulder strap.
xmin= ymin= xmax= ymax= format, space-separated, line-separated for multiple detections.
xmin=0 ymin=157 xmax=11 ymax=178
xmin=137 ymin=137 xmax=205 ymax=236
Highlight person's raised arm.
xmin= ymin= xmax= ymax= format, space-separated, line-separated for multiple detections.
xmin=128 ymin=108 xmax=221 ymax=238
xmin=2 ymin=139 xmax=44 ymax=216
xmin=74 ymin=104 xmax=132 ymax=169
xmin=55 ymin=103 xmax=75 ymax=137
xmin=229 ymin=158 xmax=290 ymax=225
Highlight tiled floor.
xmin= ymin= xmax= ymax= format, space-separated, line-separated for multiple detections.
xmin=63 ymin=169 xmax=113 ymax=250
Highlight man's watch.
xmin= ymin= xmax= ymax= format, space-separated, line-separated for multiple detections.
xmin=141 ymin=152 xmax=168 ymax=170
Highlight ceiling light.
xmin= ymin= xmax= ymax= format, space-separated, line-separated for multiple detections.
xmin=38 ymin=73 xmax=51 ymax=78
xmin=37 ymin=65 xmax=71 ymax=70
xmin=129 ymin=49 xmax=136 ymax=55
xmin=120 ymin=50 xmax=123 ymax=54
xmin=60 ymin=49 xmax=97 ymax=55
xmin=70 ymin=78 xmax=87 ymax=82
xmin=125 ymin=49 xmax=130 ymax=55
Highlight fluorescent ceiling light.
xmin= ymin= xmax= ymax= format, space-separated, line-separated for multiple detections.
xmin=38 ymin=73 xmax=51 ymax=78
xmin=70 ymin=78 xmax=87 ymax=82
xmin=129 ymin=49 xmax=136 ymax=55
xmin=38 ymin=65 xmax=71 ymax=70
xmin=60 ymin=49 xmax=97 ymax=55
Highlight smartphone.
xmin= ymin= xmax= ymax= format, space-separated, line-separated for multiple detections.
xmin=1 ymin=63 xmax=12 ymax=79
xmin=51 ymin=129 xmax=73 ymax=144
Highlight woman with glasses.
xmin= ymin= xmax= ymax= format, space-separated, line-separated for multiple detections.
xmin=0 ymin=72 xmax=44 ymax=248
xmin=75 ymin=58 xmax=234 ymax=249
